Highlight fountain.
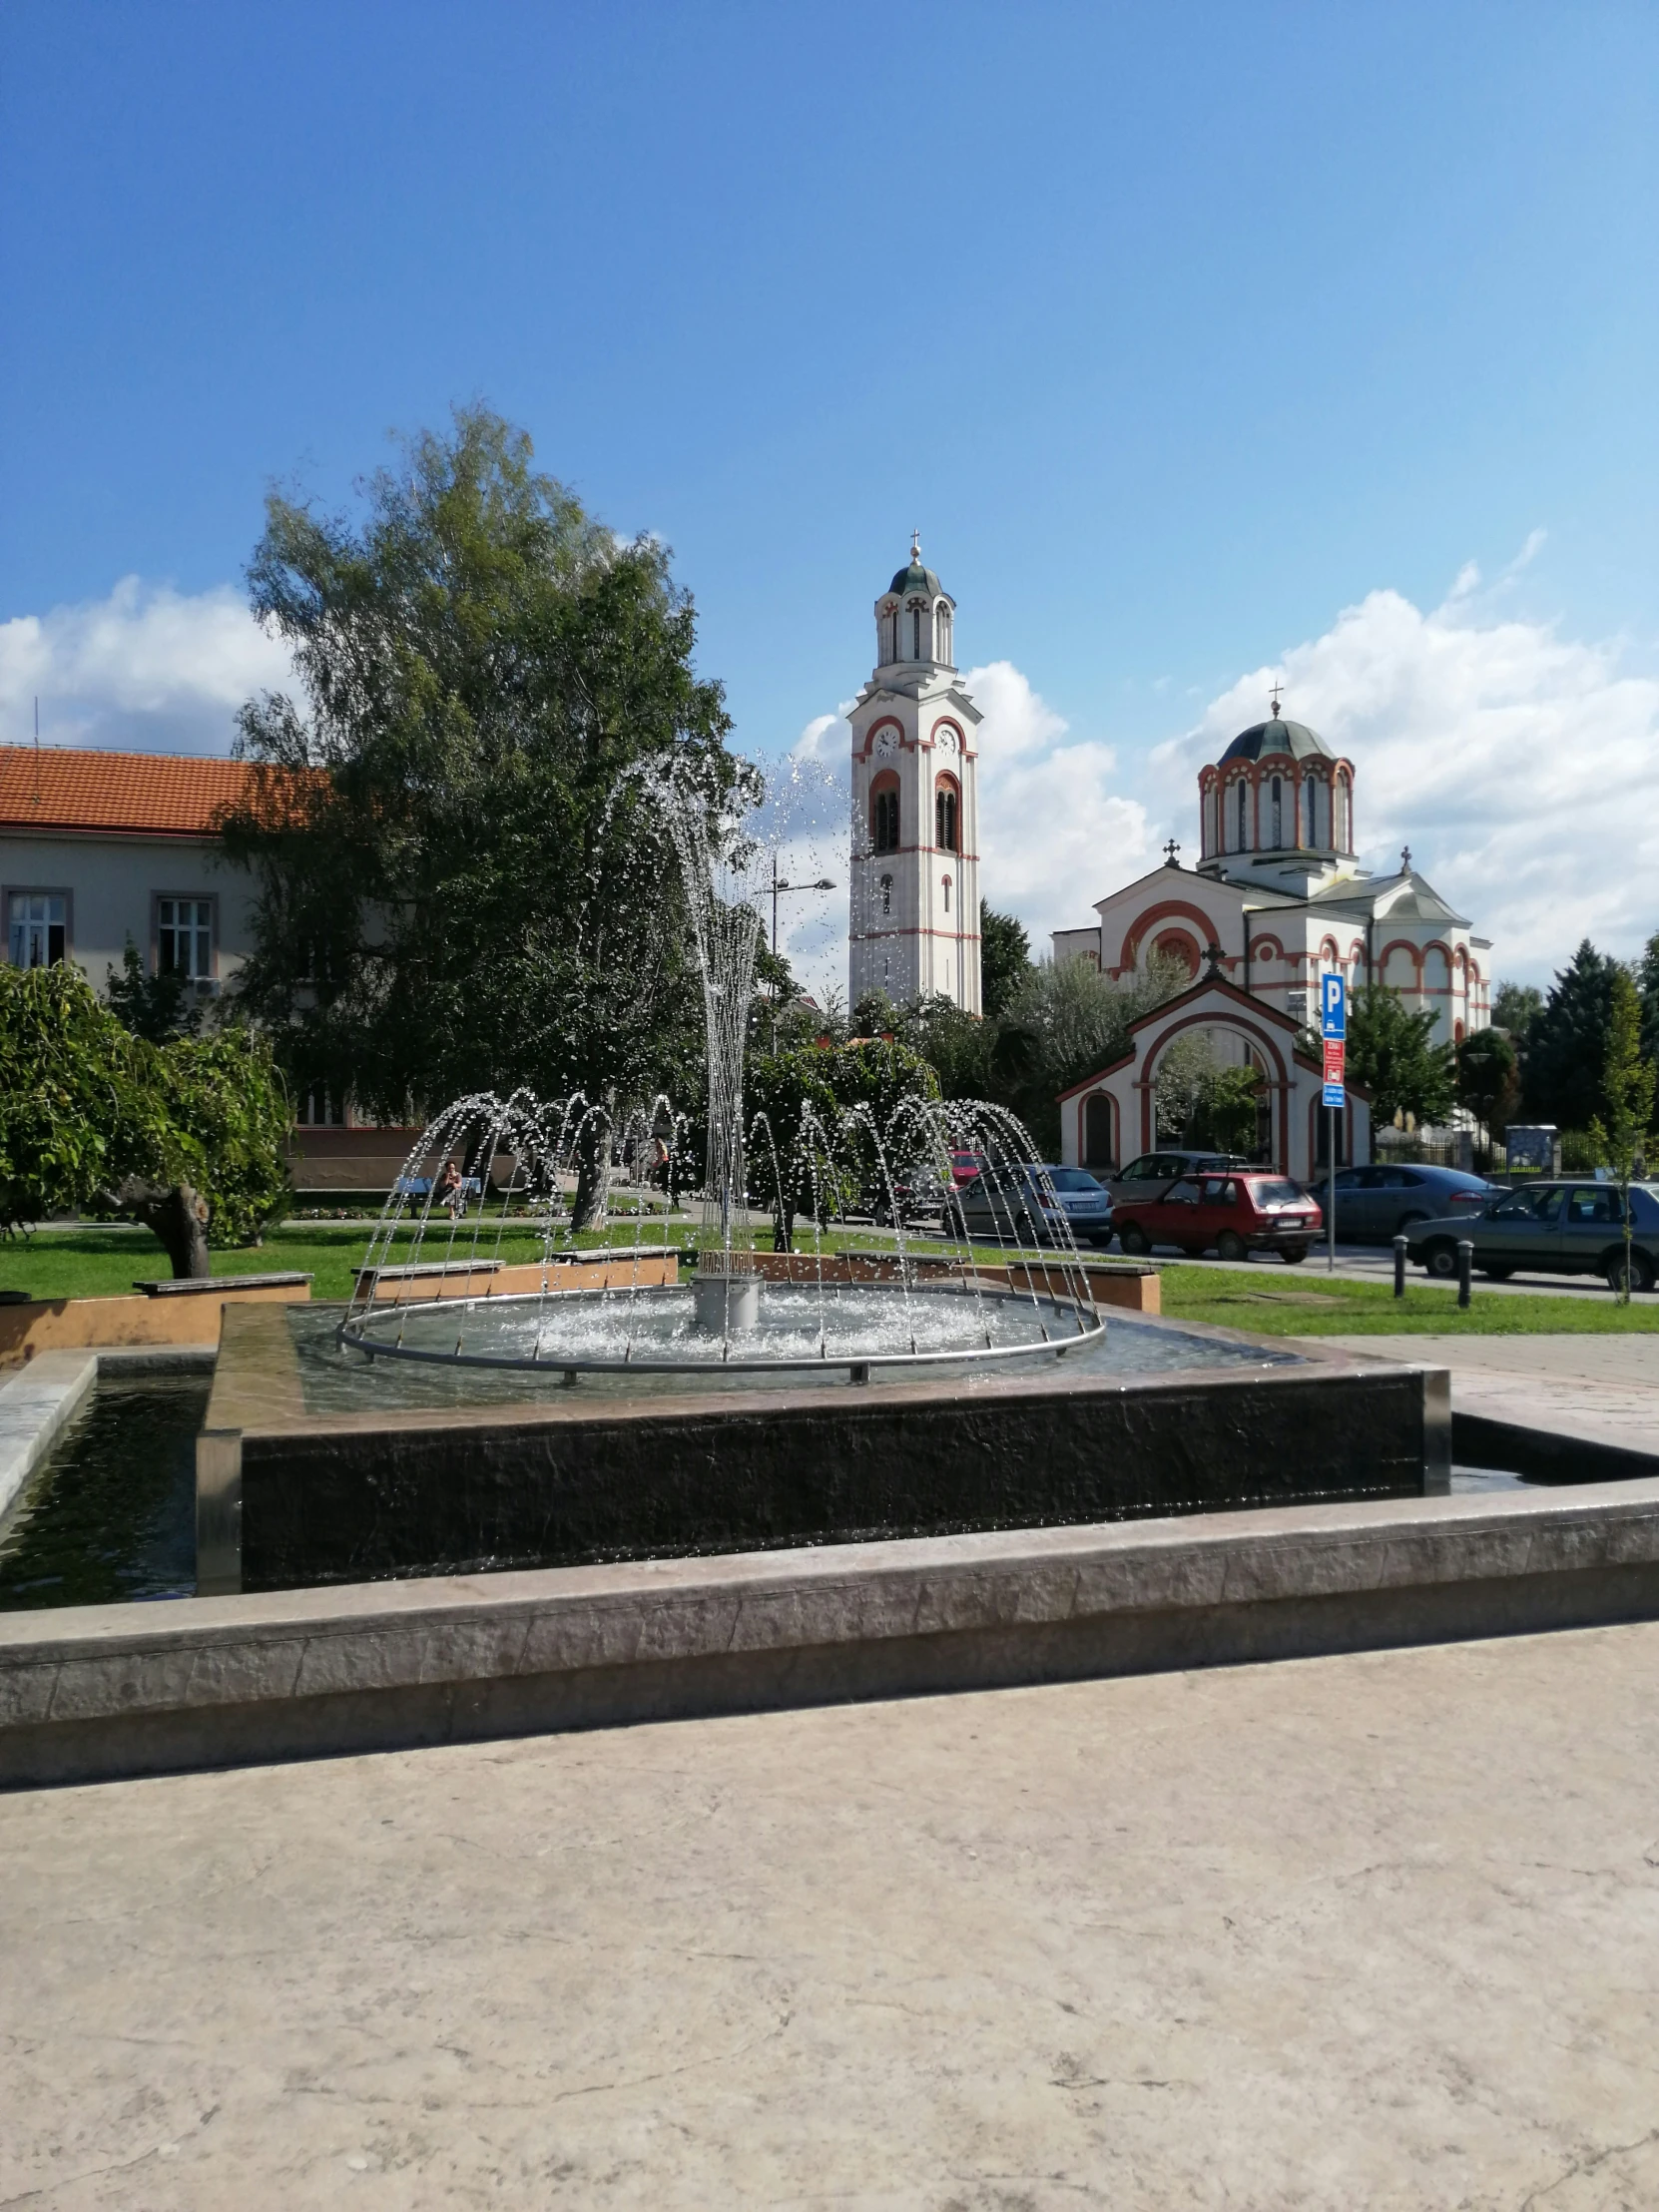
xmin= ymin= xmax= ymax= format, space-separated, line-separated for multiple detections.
xmin=335 ymin=771 xmax=1105 ymax=1380
xmin=195 ymin=768 xmax=1446 ymax=1599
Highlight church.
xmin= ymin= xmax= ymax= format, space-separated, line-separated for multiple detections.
xmin=1050 ymin=697 xmax=1494 ymax=1177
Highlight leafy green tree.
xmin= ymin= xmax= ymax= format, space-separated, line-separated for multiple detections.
xmin=979 ymin=902 xmax=1031 ymax=1019
xmin=1189 ymin=1065 xmax=1263 ymax=1155
xmin=106 ymin=939 xmax=203 ymax=1042
xmin=1455 ymin=1026 xmax=1518 ymax=1140
xmin=746 ymin=1037 xmax=940 ymax=1249
xmin=1522 ymin=940 xmax=1619 ymax=1129
xmin=1491 ymin=981 xmax=1543 ymax=1037
xmin=1637 ymin=930 xmax=1659 ymax=1082
xmin=220 ymin=406 xmax=742 ymax=1226
xmin=1342 ymin=986 xmax=1456 ymax=1132
xmin=0 ymin=966 xmax=288 ymax=1276
xmin=1587 ymin=966 xmax=1657 ymax=1302
xmin=999 ymin=951 xmax=1188 ymax=1155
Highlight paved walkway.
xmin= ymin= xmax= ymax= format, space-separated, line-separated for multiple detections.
xmin=1329 ymin=1333 xmax=1659 ymax=1468
xmin=5 ymin=1623 xmax=1659 ymax=2207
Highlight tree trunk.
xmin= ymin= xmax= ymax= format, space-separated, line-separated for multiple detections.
xmin=109 ymin=1179 xmax=212 ymax=1279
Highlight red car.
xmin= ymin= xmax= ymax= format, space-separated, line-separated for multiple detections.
xmin=1114 ymin=1171 xmax=1323 ymax=1264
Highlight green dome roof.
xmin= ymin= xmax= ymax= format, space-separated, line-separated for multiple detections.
xmin=887 ymin=558 xmax=944 ymax=599
xmin=1218 ymin=715 xmax=1332 ymax=765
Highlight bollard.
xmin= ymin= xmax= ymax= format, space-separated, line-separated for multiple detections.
xmin=1393 ymin=1234 xmax=1407 ymax=1298
xmin=1456 ymin=1238 xmax=1473 ymax=1310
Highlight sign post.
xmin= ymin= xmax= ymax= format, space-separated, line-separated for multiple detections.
xmin=1320 ymin=975 xmax=1347 ymax=1275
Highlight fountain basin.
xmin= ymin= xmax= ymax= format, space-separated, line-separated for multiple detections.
xmin=198 ymin=1303 xmax=1449 ymax=1595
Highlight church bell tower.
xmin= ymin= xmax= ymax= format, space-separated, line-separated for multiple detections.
xmin=847 ymin=536 xmax=984 ymax=1014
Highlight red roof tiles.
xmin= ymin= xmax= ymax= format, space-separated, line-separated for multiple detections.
xmin=0 ymin=746 xmax=259 ymax=838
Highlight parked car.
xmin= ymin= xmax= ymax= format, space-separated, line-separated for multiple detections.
xmin=1114 ymin=1171 xmax=1323 ymax=1263
xmin=1405 ymin=1180 xmax=1659 ymax=1293
xmin=1099 ymin=1149 xmax=1254 ymax=1210
xmin=955 ymin=1162 xmax=1115 ymax=1248
xmin=949 ymin=1149 xmax=987 ymax=1191
xmin=1306 ymin=1163 xmax=1497 ymax=1243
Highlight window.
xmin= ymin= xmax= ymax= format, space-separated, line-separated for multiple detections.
xmin=935 ymin=783 xmax=958 ymax=852
xmin=1307 ymin=771 xmax=1323 ymax=846
xmin=872 ymin=785 xmax=899 ymax=853
xmin=1566 ymin=1186 xmax=1621 ymax=1225
xmin=882 ymin=610 xmax=898 ymax=662
xmin=157 ymin=897 xmax=213 ymax=979
xmin=942 ymin=874 xmax=951 ymax=914
xmin=1237 ymin=782 xmax=1248 ymax=849
xmin=1271 ymin=777 xmax=1283 ymax=847
xmin=937 ymin=607 xmax=952 ymax=662
xmin=879 ymin=872 xmax=892 ymax=915
xmin=8 ymin=892 xmax=66 ymax=967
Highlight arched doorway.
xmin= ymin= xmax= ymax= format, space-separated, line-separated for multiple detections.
xmin=1084 ymin=1092 xmax=1114 ymax=1169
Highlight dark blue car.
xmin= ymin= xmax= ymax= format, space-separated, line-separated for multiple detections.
xmin=1306 ymin=1163 xmax=1496 ymax=1243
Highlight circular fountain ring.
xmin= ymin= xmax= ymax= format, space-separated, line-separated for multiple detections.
xmin=337 ymin=1278 xmax=1105 ymax=1377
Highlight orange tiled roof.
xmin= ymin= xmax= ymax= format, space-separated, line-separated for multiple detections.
xmin=0 ymin=745 xmax=261 ymax=838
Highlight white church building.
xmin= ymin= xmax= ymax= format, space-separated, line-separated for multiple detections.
xmin=847 ymin=538 xmax=983 ymax=1014
xmin=1051 ymin=696 xmax=1493 ymax=1177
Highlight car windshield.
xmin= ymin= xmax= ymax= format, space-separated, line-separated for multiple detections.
xmin=1041 ymin=1168 xmax=1102 ymax=1192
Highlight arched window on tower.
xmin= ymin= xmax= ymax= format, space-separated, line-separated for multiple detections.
xmin=936 ymin=605 xmax=952 ymax=662
xmin=911 ymin=606 xmax=924 ymax=660
xmin=1271 ymin=777 xmax=1283 ymax=848
xmin=942 ymin=874 xmax=952 ymax=914
xmin=879 ymin=873 xmax=892 ymax=916
xmin=871 ymin=778 xmax=900 ymax=854
xmin=1306 ymin=770 xmax=1323 ymax=848
xmin=935 ymin=780 xmax=959 ymax=853
xmin=882 ymin=609 xmax=898 ymax=663
xmin=1237 ymin=781 xmax=1249 ymax=851
xmin=1336 ymin=772 xmax=1352 ymax=851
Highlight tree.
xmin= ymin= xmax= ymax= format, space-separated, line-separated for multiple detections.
xmin=0 ymin=965 xmax=289 ymax=1277
xmin=1637 ymin=930 xmax=1659 ymax=1081
xmin=1522 ymin=940 xmax=1620 ymax=1130
xmin=1455 ymin=1026 xmax=1518 ymax=1140
xmin=1341 ymin=986 xmax=1456 ymax=1132
xmin=999 ymin=952 xmax=1188 ymax=1155
xmin=106 ymin=939 xmax=203 ymax=1042
xmin=980 ymin=902 xmax=1031 ymax=1019
xmin=746 ymin=1037 xmax=940 ymax=1249
xmin=220 ymin=406 xmax=742 ymax=1226
xmin=1587 ymin=966 xmax=1657 ymax=1303
xmin=1491 ymin=981 xmax=1542 ymax=1038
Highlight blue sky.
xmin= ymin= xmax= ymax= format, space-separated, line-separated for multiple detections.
xmin=3 ymin=2 xmax=1656 ymax=983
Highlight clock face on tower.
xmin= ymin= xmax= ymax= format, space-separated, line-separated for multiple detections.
xmin=934 ymin=725 xmax=958 ymax=754
xmin=872 ymin=728 xmax=898 ymax=760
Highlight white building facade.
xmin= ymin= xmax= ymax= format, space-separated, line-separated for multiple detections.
xmin=1053 ymin=704 xmax=1492 ymax=1043
xmin=847 ymin=539 xmax=983 ymax=1013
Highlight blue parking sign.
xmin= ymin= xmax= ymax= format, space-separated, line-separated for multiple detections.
xmin=1321 ymin=973 xmax=1347 ymax=1040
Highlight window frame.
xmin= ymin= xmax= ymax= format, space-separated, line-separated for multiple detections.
xmin=5 ymin=886 xmax=73 ymax=969
xmin=151 ymin=891 xmax=219 ymax=985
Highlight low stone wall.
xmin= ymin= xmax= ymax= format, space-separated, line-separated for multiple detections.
xmin=0 ymin=1281 xmax=310 ymax=1365
xmin=6 ymin=1475 xmax=1659 ymax=1790
xmin=361 ymin=1254 xmax=678 ymax=1304
xmin=745 ymin=1250 xmax=1160 ymax=1314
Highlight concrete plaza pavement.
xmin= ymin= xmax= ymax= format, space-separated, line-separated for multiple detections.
xmin=5 ymin=1622 xmax=1659 ymax=2208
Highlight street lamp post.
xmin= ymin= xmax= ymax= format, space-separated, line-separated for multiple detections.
xmin=768 ymin=853 xmax=835 ymax=1052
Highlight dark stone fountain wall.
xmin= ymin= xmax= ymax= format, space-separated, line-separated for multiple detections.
xmin=227 ymin=1346 xmax=1437 ymax=1592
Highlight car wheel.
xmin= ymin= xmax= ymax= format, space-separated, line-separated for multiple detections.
xmin=1118 ymin=1223 xmax=1149 ymax=1257
xmin=1423 ymin=1239 xmax=1460 ymax=1281
xmin=1478 ymin=1264 xmax=1513 ymax=1282
xmin=1216 ymin=1230 xmax=1249 ymax=1264
xmin=1278 ymin=1245 xmax=1309 ymax=1266
xmin=1606 ymin=1250 xmax=1657 ymax=1296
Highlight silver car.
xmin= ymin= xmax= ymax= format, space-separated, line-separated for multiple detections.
xmin=955 ymin=1164 xmax=1114 ymax=1248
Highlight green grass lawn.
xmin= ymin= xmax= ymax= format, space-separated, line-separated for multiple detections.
xmin=7 ymin=1227 xmax=1656 ymax=1335
xmin=1158 ymin=1263 xmax=1659 ymax=1337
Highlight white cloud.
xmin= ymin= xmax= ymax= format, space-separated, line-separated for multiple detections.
xmin=0 ymin=577 xmax=293 ymax=756
xmin=1147 ymin=582 xmax=1659 ymax=977
xmin=965 ymin=662 xmax=1150 ymax=942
